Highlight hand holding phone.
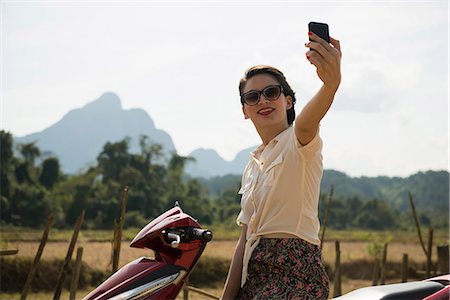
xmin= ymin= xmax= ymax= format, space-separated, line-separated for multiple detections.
xmin=305 ymin=21 xmax=342 ymax=93
xmin=308 ymin=22 xmax=330 ymax=43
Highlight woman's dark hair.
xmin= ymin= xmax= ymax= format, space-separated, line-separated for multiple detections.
xmin=239 ymin=65 xmax=297 ymax=126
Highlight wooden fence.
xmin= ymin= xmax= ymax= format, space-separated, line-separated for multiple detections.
xmin=12 ymin=188 xmax=449 ymax=299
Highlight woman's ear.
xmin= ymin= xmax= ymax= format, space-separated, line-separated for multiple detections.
xmin=286 ymin=96 xmax=293 ymax=110
xmin=242 ymin=106 xmax=250 ymax=119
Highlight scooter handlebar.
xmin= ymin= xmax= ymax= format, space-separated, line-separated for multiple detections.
xmin=185 ymin=227 xmax=213 ymax=242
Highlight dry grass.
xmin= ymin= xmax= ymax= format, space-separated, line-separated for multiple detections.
xmin=321 ymin=241 xmax=430 ymax=266
xmin=9 ymin=239 xmax=430 ymax=271
xmin=2 ymin=236 xmax=440 ymax=300
xmin=6 ymin=241 xmax=152 ymax=271
xmin=205 ymin=240 xmax=431 ymax=265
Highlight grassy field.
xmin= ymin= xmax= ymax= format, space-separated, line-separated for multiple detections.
xmin=3 ymin=239 xmax=438 ymax=271
xmin=1 ymin=225 xmax=448 ymax=244
xmin=1 ymin=227 xmax=448 ymax=299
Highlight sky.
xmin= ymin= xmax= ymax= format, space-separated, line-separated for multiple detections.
xmin=1 ymin=0 xmax=449 ymax=177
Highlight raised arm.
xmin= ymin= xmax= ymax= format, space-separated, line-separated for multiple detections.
xmin=295 ymin=33 xmax=342 ymax=145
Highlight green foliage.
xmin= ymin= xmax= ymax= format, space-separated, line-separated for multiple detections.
xmin=39 ymin=157 xmax=61 ymax=189
xmin=9 ymin=184 xmax=54 ymax=227
xmin=367 ymin=233 xmax=392 ymax=260
xmin=1 ymin=130 xmax=448 ymax=232
xmin=321 ymin=170 xmax=449 ymax=227
xmin=19 ymin=142 xmax=41 ymax=167
xmin=354 ymin=199 xmax=398 ymax=230
xmin=1 ymin=130 xmax=14 ymax=199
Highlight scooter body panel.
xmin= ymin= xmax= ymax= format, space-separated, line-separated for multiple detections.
xmin=83 ymin=257 xmax=185 ymax=300
xmin=332 ymin=274 xmax=450 ymax=300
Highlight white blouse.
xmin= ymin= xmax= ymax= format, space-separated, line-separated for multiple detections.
xmin=237 ymin=126 xmax=323 ymax=287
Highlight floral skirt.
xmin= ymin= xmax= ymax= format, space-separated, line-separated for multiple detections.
xmin=237 ymin=238 xmax=329 ymax=300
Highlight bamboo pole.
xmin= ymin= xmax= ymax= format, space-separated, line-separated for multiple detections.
xmin=188 ymin=286 xmax=219 ymax=299
xmin=372 ymin=258 xmax=380 ymax=286
xmin=53 ymin=210 xmax=84 ymax=300
xmin=0 ymin=249 xmax=19 ymax=256
xmin=437 ymin=245 xmax=449 ymax=273
xmin=320 ymin=185 xmax=334 ymax=250
xmin=69 ymin=247 xmax=83 ymax=300
xmin=112 ymin=186 xmax=129 ymax=273
xmin=333 ymin=240 xmax=341 ymax=297
xmin=111 ymin=219 xmax=119 ymax=273
xmin=183 ymin=275 xmax=189 ymax=300
xmin=401 ymin=253 xmax=408 ymax=283
xmin=380 ymin=243 xmax=388 ymax=285
xmin=408 ymin=192 xmax=427 ymax=256
xmin=426 ymin=227 xmax=433 ymax=277
xmin=21 ymin=215 xmax=53 ymax=300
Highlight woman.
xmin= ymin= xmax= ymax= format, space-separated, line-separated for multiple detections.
xmin=221 ymin=31 xmax=342 ymax=299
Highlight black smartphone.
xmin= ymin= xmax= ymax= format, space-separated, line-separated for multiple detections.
xmin=308 ymin=22 xmax=330 ymax=43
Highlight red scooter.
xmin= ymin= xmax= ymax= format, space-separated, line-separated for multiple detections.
xmin=83 ymin=205 xmax=212 ymax=300
xmin=332 ymin=274 xmax=450 ymax=300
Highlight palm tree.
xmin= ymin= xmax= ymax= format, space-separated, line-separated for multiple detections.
xmin=20 ymin=142 xmax=40 ymax=167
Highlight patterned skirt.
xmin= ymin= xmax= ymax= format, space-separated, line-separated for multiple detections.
xmin=237 ymin=238 xmax=329 ymax=300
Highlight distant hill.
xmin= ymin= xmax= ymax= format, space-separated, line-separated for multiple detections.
xmin=186 ymin=146 xmax=256 ymax=177
xmin=320 ymin=169 xmax=449 ymax=212
xmin=13 ymin=91 xmax=256 ymax=176
xmin=14 ymin=92 xmax=176 ymax=173
xmin=200 ymin=170 xmax=449 ymax=224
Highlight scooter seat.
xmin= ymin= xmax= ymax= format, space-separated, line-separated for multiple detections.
xmin=332 ymin=281 xmax=444 ymax=300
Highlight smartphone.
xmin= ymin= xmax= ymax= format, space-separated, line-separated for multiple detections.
xmin=308 ymin=22 xmax=330 ymax=43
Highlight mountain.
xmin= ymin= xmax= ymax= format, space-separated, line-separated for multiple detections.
xmin=320 ymin=170 xmax=449 ymax=211
xmin=200 ymin=170 xmax=449 ymax=226
xmin=14 ymin=92 xmax=176 ymax=173
xmin=186 ymin=146 xmax=256 ymax=177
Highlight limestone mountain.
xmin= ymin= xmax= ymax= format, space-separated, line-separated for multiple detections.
xmin=186 ymin=146 xmax=255 ymax=178
xmin=14 ymin=92 xmax=176 ymax=173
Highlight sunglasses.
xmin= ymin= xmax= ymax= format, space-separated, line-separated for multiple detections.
xmin=241 ymin=85 xmax=283 ymax=106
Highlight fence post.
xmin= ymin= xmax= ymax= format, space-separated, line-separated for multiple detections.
xmin=426 ymin=227 xmax=433 ymax=277
xmin=0 ymin=249 xmax=19 ymax=256
xmin=53 ymin=210 xmax=84 ymax=300
xmin=69 ymin=247 xmax=83 ymax=300
xmin=183 ymin=275 xmax=189 ymax=300
xmin=21 ymin=215 xmax=53 ymax=300
xmin=401 ymin=253 xmax=408 ymax=283
xmin=437 ymin=245 xmax=449 ymax=274
xmin=408 ymin=193 xmax=427 ymax=256
xmin=187 ymin=286 xmax=220 ymax=299
xmin=112 ymin=187 xmax=128 ymax=273
xmin=320 ymin=185 xmax=334 ymax=250
xmin=333 ymin=240 xmax=341 ymax=297
xmin=380 ymin=243 xmax=388 ymax=285
xmin=372 ymin=258 xmax=380 ymax=286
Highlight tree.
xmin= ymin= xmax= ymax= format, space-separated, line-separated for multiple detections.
xmin=15 ymin=142 xmax=41 ymax=184
xmin=166 ymin=153 xmax=195 ymax=206
xmin=0 ymin=131 xmax=14 ymax=199
xmin=9 ymin=184 xmax=52 ymax=227
xmin=66 ymin=185 xmax=91 ymax=225
xmin=39 ymin=157 xmax=61 ymax=189
xmin=97 ymin=138 xmax=131 ymax=183
xmin=354 ymin=199 xmax=398 ymax=230
xmin=139 ymin=135 xmax=163 ymax=169
xmin=19 ymin=142 xmax=40 ymax=167
xmin=15 ymin=162 xmax=33 ymax=184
